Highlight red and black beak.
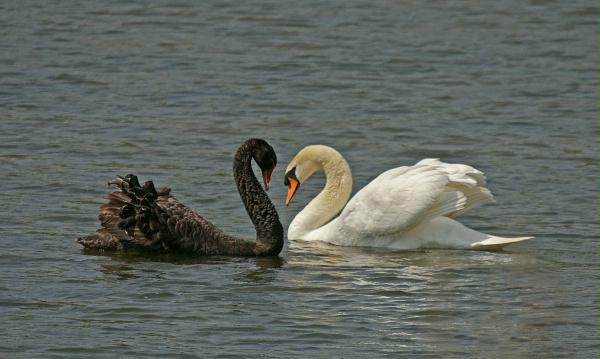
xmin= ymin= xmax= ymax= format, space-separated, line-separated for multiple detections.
xmin=263 ymin=168 xmax=274 ymax=191
xmin=284 ymin=167 xmax=299 ymax=206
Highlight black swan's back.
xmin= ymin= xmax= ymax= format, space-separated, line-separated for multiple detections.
xmin=78 ymin=139 xmax=283 ymax=256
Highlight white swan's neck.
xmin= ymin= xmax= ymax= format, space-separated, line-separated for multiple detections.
xmin=288 ymin=148 xmax=353 ymax=240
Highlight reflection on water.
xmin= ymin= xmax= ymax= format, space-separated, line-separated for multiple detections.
xmin=235 ymin=261 xmax=284 ymax=285
xmin=98 ymin=262 xmax=140 ymax=280
xmin=91 ymin=248 xmax=286 ymax=283
xmin=287 ymin=239 xmax=530 ymax=270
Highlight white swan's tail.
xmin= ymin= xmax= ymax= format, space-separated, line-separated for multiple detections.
xmin=400 ymin=217 xmax=534 ymax=251
xmin=471 ymin=235 xmax=534 ymax=251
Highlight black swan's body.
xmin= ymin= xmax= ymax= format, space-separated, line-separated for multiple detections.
xmin=78 ymin=139 xmax=284 ymax=256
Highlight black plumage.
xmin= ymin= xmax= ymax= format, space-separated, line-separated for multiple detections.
xmin=77 ymin=139 xmax=284 ymax=256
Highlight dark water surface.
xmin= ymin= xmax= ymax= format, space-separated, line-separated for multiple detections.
xmin=1 ymin=1 xmax=598 ymax=358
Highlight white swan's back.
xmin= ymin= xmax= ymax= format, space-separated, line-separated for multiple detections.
xmin=285 ymin=148 xmax=533 ymax=250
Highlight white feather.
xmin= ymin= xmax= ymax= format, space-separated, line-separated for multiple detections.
xmin=287 ymin=147 xmax=533 ymax=250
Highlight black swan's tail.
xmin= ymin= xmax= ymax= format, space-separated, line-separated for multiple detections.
xmin=78 ymin=174 xmax=171 ymax=251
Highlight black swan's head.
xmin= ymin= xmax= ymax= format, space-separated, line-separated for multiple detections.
xmin=249 ymin=139 xmax=277 ymax=191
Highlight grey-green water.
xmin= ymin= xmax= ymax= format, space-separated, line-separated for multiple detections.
xmin=1 ymin=1 xmax=598 ymax=358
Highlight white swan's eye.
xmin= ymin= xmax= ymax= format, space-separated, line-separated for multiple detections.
xmin=290 ymin=160 xmax=321 ymax=185
xmin=284 ymin=167 xmax=297 ymax=186
xmin=284 ymin=167 xmax=301 ymax=205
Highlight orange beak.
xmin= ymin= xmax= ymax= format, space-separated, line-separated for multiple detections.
xmin=285 ymin=177 xmax=299 ymax=206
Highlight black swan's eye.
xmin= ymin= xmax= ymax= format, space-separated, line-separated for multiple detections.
xmin=253 ymin=142 xmax=277 ymax=172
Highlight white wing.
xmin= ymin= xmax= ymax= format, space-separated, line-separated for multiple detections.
xmin=415 ymin=158 xmax=494 ymax=217
xmin=338 ymin=159 xmax=494 ymax=237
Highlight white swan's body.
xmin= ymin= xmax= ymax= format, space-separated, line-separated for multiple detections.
xmin=284 ymin=145 xmax=533 ymax=250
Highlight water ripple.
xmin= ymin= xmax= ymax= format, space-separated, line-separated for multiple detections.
xmin=0 ymin=0 xmax=597 ymax=358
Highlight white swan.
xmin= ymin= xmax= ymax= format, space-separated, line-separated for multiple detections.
xmin=283 ymin=145 xmax=533 ymax=250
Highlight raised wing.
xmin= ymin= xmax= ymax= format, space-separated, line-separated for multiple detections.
xmin=415 ymin=158 xmax=494 ymax=217
xmin=78 ymin=174 xmax=175 ymax=251
xmin=338 ymin=159 xmax=493 ymax=238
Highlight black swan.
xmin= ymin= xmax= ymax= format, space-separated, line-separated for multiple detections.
xmin=78 ymin=138 xmax=284 ymax=256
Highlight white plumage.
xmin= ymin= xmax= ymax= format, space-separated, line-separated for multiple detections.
xmin=285 ymin=145 xmax=533 ymax=250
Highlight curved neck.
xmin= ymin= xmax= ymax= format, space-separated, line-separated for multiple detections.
xmin=288 ymin=152 xmax=353 ymax=239
xmin=232 ymin=141 xmax=284 ymax=256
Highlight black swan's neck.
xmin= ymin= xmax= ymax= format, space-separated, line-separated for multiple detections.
xmin=233 ymin=141 xmax=284 ymax=256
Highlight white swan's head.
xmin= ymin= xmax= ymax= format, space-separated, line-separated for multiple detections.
xmin=284 ymin=145 xmax=349 ymax=205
